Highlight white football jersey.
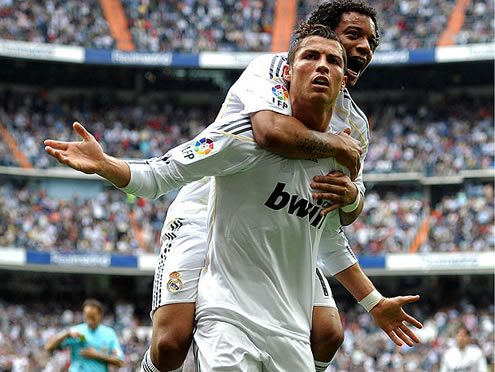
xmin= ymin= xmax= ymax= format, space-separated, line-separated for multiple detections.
xmin=122 ymin=113 xmax=356 ymax=341
xmin=440 ymin=344 xmax=487 ymax=372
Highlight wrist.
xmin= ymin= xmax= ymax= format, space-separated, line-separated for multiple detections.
xmin=342 ymin=186 xmax=361 ymax=213
xmin=358 ymin=289 xmax=384 ymax=312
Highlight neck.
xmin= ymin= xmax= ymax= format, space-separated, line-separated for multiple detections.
xmin=291 ymin=98 xmax=334 ymax=132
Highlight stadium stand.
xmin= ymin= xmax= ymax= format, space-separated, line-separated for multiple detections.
xmin=0 ymin=91 xmax=493 ymax=174
xmin=1 ymin=0 xmax=493 ymax=51
xmin=0 ymin=0 xmax=114 ymax=48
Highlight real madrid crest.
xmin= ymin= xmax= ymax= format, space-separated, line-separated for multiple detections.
xmin=167 ymin=271 xmax=183 ymax=293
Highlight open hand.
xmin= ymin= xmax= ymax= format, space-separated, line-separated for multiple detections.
xmin=370 ymin=295 xmax=423 ymax=347
xmin=44 ymin=122 xmax=106 ymax=174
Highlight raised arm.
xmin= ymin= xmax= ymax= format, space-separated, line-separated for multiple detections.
xmin=44 ymin=122 xmax=131 ymax=188
xmin=334 ymin=263 xmax=423 ymax=347
xmin=251 ymin=110 xmax=362 ymax=181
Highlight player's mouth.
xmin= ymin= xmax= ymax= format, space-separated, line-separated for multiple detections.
xmin=312 ymin=75 xmax=330 ymax=87
xmin=346 ymin=56 xmax=367 ymax=79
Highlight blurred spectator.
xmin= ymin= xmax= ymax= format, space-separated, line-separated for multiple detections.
xmin=439 ymin=325 xmax=487 ymax=372
xmin=0 ymin=0 xmax=114 ymax=49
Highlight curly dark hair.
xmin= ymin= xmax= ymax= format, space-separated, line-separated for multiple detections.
xmin=287 ymin=22 xmax=347 ymax=70
xmin=307 ymin=0 xmax=380 ymax=50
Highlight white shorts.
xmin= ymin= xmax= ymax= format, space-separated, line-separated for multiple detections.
xmin=151 ymin=217 xmax=208 ymax=314
xmin=193 ymin=319 xmax=314 ymax=372
xmin=152 ymin=218 xmax=337 ymax=313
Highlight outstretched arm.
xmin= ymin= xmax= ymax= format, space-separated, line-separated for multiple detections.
xmin=334 ymin=263 xmax=423 ymax=347
xmin=250 ymin=110 xmax=362 ymax=181
xmin=44 ymin=122 xmax=130 ymax=188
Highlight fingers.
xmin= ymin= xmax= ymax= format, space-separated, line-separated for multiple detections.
xmin=403 ymin=313 xmax=423 ymax=329
xmin=394 ymin=327 xmax=414 ymax=347
xmin=318 ymin=204 xmax=340 ymax=216
xmin=44 ymin=140 xmax=69 ymax=150
xmin=401 ymin=323 xmax=421 ymax=344
xmin=386 ymin=330 xmax=403 ymax=347
xmin=73 ymin=122 xmax=92 ymax=141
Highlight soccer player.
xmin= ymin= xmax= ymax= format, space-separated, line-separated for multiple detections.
xmin=44 ymin=299 xmax=124 ymax=371
xmin=142 ymin=1 xmax=421 ymax=371
xmin=439 ymin=325 xmax=488 ymax=372
xmin=45 ymin=23 xmax=420 ymax=371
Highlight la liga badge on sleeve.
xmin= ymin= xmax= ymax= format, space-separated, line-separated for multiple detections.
xmin=167 ymin=271 xmax=183 ymax=293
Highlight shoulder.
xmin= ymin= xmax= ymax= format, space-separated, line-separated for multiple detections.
xmin=245 ymin=53 xmax=288 ymax=79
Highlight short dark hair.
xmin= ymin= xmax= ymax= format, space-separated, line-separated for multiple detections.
xmin=287 ymin=22 xmax=347 ymax=71
xmin=307 ymin=0 xmax=380 ymax=51
xmin=83 ymin=299 xmax=104 ymax=314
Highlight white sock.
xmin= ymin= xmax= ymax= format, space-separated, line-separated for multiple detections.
xmin=141 ymin=348 xmax=161 ymax=372
xmin=315 ymin=359 xmax=331 ymax=372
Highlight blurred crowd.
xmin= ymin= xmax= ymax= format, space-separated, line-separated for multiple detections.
xmin=1 ymin=91 xmax=493 ymax=175
xmin=344 ymin=183 xmax=495 ymax=255
xmin=361 ymin=96 xmax=494 ymax=175
xmin=1 ymin=180 xmax=493 ymax=256
xmin=0 ymin=296 xmax=492 ymax=371
xmin=121 ymin=0 xmax=274 ymax=52
xmin=298 ymin=0 xmax=494 ymax=50
xmin=1 ymin=0 xmax=493 ymax=52
xmin=0 ymin=0 xmax=114 ymax=49
xmin=0 ymin=90 xmax=217 ymax=169
xmin=0 ymin=183 xmax=168 ymax=255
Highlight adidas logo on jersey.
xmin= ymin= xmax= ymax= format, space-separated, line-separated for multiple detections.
xmin=264 ymin=182 xmax=327 ymax=229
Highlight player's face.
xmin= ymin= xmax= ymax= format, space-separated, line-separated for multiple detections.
xmin=285 ymin=36 xmax=347 ymax=108
xmin=334 ymin=11 xmax=377 ymax=87
xmin=83 ymin=305 xmax=103 ymax=330
xmin=455 ymin=328 xmax=470 ymax=349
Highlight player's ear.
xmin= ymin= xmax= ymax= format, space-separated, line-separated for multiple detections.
xmin=282 ymin=64 xmax=291 ymax=83
xmin=340 ymin=76 xmax=347 ymax=91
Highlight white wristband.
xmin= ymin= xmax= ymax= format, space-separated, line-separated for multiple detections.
xmin=358 ymin=289 xmax=384 ymax=312
xmin=341 ymin=189 xmax=361 ymax=213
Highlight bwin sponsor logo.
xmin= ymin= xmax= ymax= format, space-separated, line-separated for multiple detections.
xmin=264 ymin=182 xmax=328 ymax=229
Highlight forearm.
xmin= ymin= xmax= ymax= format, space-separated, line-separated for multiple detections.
xmin=45 ymin=330 xmax=69 ymax=353
xmin=100 ymin=353 xmax=124 ymax=368
xmin=252 ymin=112 xmax=341 ymax=159
xmin=98 ymin=154 xmax=131 ymax=188
xmin=334 ymin=262 xmax=375 ymax=302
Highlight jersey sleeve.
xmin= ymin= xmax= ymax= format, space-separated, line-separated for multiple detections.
xmin=318 ymin=216 xmax=357 ymax=275
xmin=231 ymin=54 xmax=292 ymax=117
xmin=119 ymin=123 xmax=261 ymax=199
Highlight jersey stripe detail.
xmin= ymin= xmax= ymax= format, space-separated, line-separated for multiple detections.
xmin=219 ymin=120 xmax=251 ymax=133
xmin=275 ymin=56 xmax=285 ymax=77
xmin=348 ymin=118 xmax=369 ymax=154
xmin=219 ymin=117 xmax=251 ymax=130
xmin=269 ymin=55 xmax=278 ymax=79
xmin=203 ymin=178 xmax=218 ymax=271
xmin=315 ymin=267 xmax=329 ymax=296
